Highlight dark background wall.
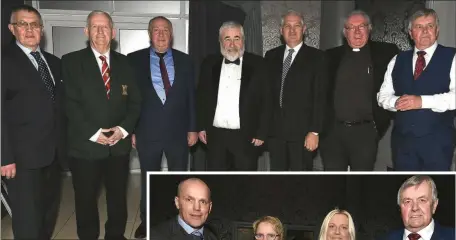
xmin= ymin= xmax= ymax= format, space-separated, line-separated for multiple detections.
xmin=149 ymin=175 xmax=455 ymax=240
xmin=2 ymin=0 xmax=25 ymax=47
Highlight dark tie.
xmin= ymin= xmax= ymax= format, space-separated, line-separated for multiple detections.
xmin=155 ymin=51 xmax=171 ymax=95
xmin=191 ymin=230 xmax=204 ymax=240
xmin=224 ymin=58 xmax=240 ymax=65
xmin=30 ymin=51 xmax=55 ymax=101
xmin=280 ymin=48 xmax=295 ymax=108
xmin=414 ymin=51 xmax=426 ymax=80
xmin=408 ymin=232 xmax=421 ymax=240
xmin=99 ymin=55 xmax=111 ymax=99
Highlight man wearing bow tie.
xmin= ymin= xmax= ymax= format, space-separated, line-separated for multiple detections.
xmin=196 ymin=21 xmax=271 ymax=171
xmin=320 ymin=10 xmax=398 ymax=171
xmin=378 ymin=8 xmax=456 ymax=171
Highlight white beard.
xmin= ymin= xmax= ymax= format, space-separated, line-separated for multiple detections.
xmin=220 ymin=45 xmax=244 ymax=61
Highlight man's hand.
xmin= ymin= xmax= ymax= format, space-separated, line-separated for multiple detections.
xmin=395 ymin=95 xmax=422 ymax=111
xmin=96 ymin=129 xmax=112 ymax=145
xmin=107 ymin=126 xmax=124 ymax=146
xmin=304 ymin=133 xmax=319 ymax=152
xmin=198 ymin=131 xmax=207 ymax=144
xmin=251 ymin=138 xmax=264 ymax=147
xmin=188 ymin=132 xmax=198 ymax=147
xmin=1 ymin=163 xmax=16 ymax=179
xmin=132 ymin=134 xmax=136 ymax=149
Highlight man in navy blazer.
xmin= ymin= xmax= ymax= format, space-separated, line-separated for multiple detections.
xmin=379 ymin=176 xmax=455 ymax=240
xmin=127 ymin=16 xmax=197 ymax=239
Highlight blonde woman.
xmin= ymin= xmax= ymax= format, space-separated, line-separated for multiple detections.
xmin=253 ymin=216 xmax=284 ymax=240
xmin=319 ymin=208 xmax=356 ymax=240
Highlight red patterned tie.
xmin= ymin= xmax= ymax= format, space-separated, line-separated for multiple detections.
xmin=408 ymin=232 xmax=421 ymax=240
xmin=99 ymin=55 xmax=111 ymax=99
xmin=414 ymin=51 xmax=426 ymax=80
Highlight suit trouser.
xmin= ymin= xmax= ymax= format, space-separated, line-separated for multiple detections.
xmin=206 ymin=127 xmax=259 ymax=171
xmin=268 ymin=137 xmax=314 ymax=171
xmin=137 ymin=141 xmax=188 ymax=223
xmin=392 ymin=129 xmax=455 ymax=171
xmin=7 ymin=159 xmax=62 ymax=240
xmin=69 ymin=155 xmax=129 ymax=240
xmin=320 ymin=122 xmax=378 ymax=171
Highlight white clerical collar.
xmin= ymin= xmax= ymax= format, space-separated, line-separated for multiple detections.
xmin=352 ymin=48 xmax=360 ymax=52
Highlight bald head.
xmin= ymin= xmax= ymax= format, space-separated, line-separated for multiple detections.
xmin=177 ymin=178 xmax=211 ymax=200
xmin=175 ymin=178 xmax=212 ymax=228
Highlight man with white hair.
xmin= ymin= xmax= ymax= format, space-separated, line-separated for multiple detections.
xmin=379 ymin=175 xmax=455 ymax=240
xmin=196 ymin=21 xmax=271 ymax=171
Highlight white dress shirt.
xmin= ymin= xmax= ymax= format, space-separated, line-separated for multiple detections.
xmin=402 ymin=219 xmax=435 ymax=240
xmin=89 ymin=48 xmax=128 ymax=142
xmin=16 ymin=41 xmax=55 ymax=84
xmin=212 ymin=57 xmax=243 ymax=129
xmin=377 ymin=41 xmax=456 ymax=112
xmin=284 ymin=41 xmax=303 ymax=65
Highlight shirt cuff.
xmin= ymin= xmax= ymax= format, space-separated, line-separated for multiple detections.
xmin=118 ymin=126 xmax=129 ymax=139
xmin=420 ymin=95 xmax=434 ymax=109
xmin=389 ymin=96 xmax=400 ymax=111
xmin=89 ymin=128 xmax=102 ymax=142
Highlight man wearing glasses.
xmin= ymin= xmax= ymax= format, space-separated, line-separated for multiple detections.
xmin=320 ymin=10 xmax=398 ymax=171
xmin=378 ymin=8 xmax=456 ymax=171
xmin=1 ymin=4 xmax=65 ymax=239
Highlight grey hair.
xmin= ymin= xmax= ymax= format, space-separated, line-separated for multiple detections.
xmin=343 ymin=9 xmax=373 ymax=31
xmin=86 ymin=10 xmax=114 ymax=28
xmin=218 ymin=21 xmax=244 ymax=42
xmin=407 ymin=8 xmax=439 ymax=31
xmin=397 ymin=175 xmax=438 ymax=206
xmin=281 ymin=10 xmax=305 ymax=27
xmin=10 ymin=4 xmax=43 ymax=26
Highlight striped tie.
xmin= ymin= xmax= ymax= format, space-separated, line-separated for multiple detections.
xmin=99 ymin=55 xmax=111 ymax=99
xmin=280 ymin=48 xmax=294 ymax=108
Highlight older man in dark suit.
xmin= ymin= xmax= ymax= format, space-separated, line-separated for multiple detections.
xmin=127 ymin=16 xmax=197 ymax=238
xmin=265 ymin=10 xmax=328 ymax=171
xmin=62 ymin=10 xmax=141 ymax=240
xmin=1 ymin=5 xmax=65 ymax=239
xmin=196 ymin=21 xmax=271 ymax=171
xmin=320 ymin=10 xmax=399 ymax=171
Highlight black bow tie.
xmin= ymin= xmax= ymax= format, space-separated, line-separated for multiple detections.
xmin=224 ymin=58 xmax=240 ymax=65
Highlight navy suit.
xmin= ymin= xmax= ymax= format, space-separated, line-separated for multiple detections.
xmin=127 ymin=47 xmax=196 ymax=222
xmin=379 ymin=222 xmax=455 ymax=240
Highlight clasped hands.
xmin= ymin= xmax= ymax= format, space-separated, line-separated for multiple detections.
xmin=395 ymin=94 xmax=422 ymax=111
xmin=96 ymin=126 xmax=124 ymax=146
xmin=198 ymin=131 xmax=264 ymax=146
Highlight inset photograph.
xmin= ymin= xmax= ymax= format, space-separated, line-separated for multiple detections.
xmin=147 ymin=174 xmax=455 ymax=240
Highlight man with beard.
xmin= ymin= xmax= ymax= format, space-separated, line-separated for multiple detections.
xmin=264 ymin=10 xmax=328 ymax=171
xmin=196 ymin=21 xmax=271 ymax=171
xmin=150 ymin=178 xmax=218 ymax=240
xmin=378 ymin=175 xmax=455 ymax=240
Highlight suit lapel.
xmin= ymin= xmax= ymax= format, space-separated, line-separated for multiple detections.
xmin=239 ymin=54 xmax=253 ymax=105
xmin=109 ymin=51 xmax=120 ymax=103
xmin=211 ymin=56 xmax=224 ymax=93
xmin=11 ymin=44 xmax=45 ymax=88
xmin=83 ymin=48 xmax=108 ymax=95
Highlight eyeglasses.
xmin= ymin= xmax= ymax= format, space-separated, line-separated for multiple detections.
xmin=254 ymin=233 xmax=280 ymax=240
xmin=11 ymin=21 xmax=42 ymax=30
xmin=344 ymin=24 xmax=368 ymax=32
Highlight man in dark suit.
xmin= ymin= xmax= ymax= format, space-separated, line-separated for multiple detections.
xmin=196 ymin=21 xmax=270 ymax=171
xmin=62 ymin=10 xmax=141 ymax=240
xmin=264 ymin=10 xmax=328 ymax=171
xmin=150 ymin=178 xmax=218 ymax=240
xmin=378 ymin=8 xmax=456 ymax=171
xmin=379 ymin=176 xmax=455 ymax=240
xmin=320 ymin=10 xmax=399 ymax=171
xmin=1 ymin=5 xmax=65 ymax=239
xmin=127 ymin=16 xmax=197 ymax=238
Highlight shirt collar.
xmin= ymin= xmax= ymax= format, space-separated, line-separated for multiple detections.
xmin=177 ymin=215 xmax=204 ymax=235
xmin=414 ymin=41 xmax=438 ymax=56
xmin=16 ymin=40 xmax=41 ymax=55
xmin=91 ymin=47 xmax=110 ymax=61
xmin=404 ymin=219 xmax=435 ymax=240
xmin=285 ymin=41 xmax=303 ymax=54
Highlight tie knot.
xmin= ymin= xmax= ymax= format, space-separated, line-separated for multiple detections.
xmin=408 ymin=232 xmax=421 ymax=240
xmin=288 ymin=49 xmax=295 ymax=54
xmin=192 ymin=230 xmax=203 ymax=239
xmin=155 ymin=51 xmax=167 ymax=58
xmin=99 ymin=55 xmax=107 ymax=62
xmin=30 ymin=51 xmax=41 ymax=60
xmin=417 ymin=51 xmax=426 ymax=57
xmin=224 ymin=58 xmax=240 ymax=65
